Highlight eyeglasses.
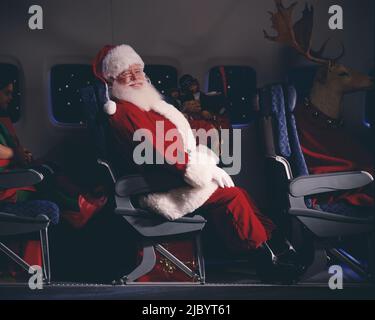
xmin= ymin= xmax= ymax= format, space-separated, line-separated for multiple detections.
xmin=116 ymin=68 xmax=145 ymax=83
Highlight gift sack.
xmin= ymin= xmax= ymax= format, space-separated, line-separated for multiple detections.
xmin=136 ymin=238 xmax=200 ymax=283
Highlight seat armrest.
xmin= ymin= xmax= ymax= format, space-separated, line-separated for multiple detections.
xmin=97 ymin=159 xmax=117 ymax=183
xmin=289 ymin=207 xmax=373 ymax=223
xmin=115 ymin=173 xmax=187 ymax=197
xmin=115 ymin=208 xmax=206 ymax=223
xmin=30 ymin=164 xmax=55 ymax=177
xmin=0 ymin=168 xmax=46 ymax=189
xmin=0 ymin=212 xmax=49 ymax=224
xmin=289 ymin=171 xmax=374 ymax=197
xmin=114 ymin=173 xmax=204 ymax=224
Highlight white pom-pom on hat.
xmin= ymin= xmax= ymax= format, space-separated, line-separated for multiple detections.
xmin=104 ymin=100 xmax=116 ymax=115
xmin=103 ymin=82 xmax=116 ymax=115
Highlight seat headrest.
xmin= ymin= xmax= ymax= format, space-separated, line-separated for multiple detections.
xmin=283 ymin=85 xmax=297 ymax=113
xmin=258 ymin=86 xmax=273 ymax=116
xmin=80 ymin=82 xmax=110 ymax=161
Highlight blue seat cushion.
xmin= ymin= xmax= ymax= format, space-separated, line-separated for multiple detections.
xmin=0 ymin=200 xmax=60 ymax=225
xmin=318 ymin=202 xmax=373 ymax=219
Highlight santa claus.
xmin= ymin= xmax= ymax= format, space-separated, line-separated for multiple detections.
xmin=92 ymin=44 xmax=303 ymax=282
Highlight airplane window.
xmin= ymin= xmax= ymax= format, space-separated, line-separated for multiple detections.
xmin=144 ymin=65 xmax=178 ymax=96
xmin=0 ymin=63 xmax=21 ymax=122
xmin=50 ymin=64 xmax=96 ymax=125
xmin=207 ymin=66 xmax=257 ymax=124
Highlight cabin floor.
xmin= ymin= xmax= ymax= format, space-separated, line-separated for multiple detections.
xmin=1 ymin=213 xmax=374 ymax=299
xmin=1 ymin=260 xmax=374 ymax=300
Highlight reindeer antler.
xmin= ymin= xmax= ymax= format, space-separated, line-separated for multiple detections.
xmin=264 ymin=0 xmax=331 ymax=65
xmin=311 ymin=39 xmax=346 ymax=63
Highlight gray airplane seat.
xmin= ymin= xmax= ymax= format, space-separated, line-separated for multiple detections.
xmin=258 ymin=83 xmax=374 ymax=281
xmin=0 ymin=165 xmax=59 ymax=284
xmin=80 ymin=81 xmax=206 ymax=284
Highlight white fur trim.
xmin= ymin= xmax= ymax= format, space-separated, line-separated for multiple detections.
xmin=151 ymin=100 xmax=196 ymax=153
xmin=184 ymin=145 xmax=219 ymax=187
xmin=102 ymin=44 xmax=144 ymax=80
xmin=134 ymin=98 xmax=225 ymax=220
xmin=139 ymin=182 xmax=218 ymax=221
xmin=150 ymin=101 xmax=219 ymax=188
xmin=103 ymin=100 xmax=117 ymax=115
xmin=138 ymin=145 xmax=221 ymax=219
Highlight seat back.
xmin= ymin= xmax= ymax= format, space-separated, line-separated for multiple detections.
xmin=287 ymin=66 xmax=319 ymax=99
xmin=259 ymin=84 xmax=309 ymax=179
xmin=365 ymin=69 xmax=375 ymax=128
xmin=258 ymin=84 xmax=313 ymax=232
xmin=80 ymin=81 xmax=112 ymax=161
xmin=80 ymin=81 xmax=130 ymax=181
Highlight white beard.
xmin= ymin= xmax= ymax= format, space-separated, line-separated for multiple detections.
xmin=111 ymin=80 xmax=163 ymax=111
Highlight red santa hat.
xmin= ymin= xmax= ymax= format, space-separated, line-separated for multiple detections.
xmin=92 ymin=44 xmax=145 ymax=115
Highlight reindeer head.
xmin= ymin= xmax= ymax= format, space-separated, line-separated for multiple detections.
xmin=264 ymin=0 xmax=374 ymax=95
xmin=316 ymin=62 xmax=374 ymax=94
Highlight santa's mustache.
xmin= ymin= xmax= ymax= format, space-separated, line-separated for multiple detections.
xmin=127 ymin=80 xmax=145 ymax=87
xmin=110 ymin=78 xmax=162 ymax=111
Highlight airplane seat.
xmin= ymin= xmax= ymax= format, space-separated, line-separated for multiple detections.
xmin=0 ymin=165 xmax=59 ymax=284
xmin=80 ymin=81 xmax=206 ymax=285
xmin=365 ymin=69 xmax=375 ymax=129
xmin=258 ymin=83 xmax=375 ymax=281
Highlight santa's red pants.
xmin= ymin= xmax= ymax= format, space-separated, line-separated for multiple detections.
xmin=201 ymin=187 xmax=275 ymax=252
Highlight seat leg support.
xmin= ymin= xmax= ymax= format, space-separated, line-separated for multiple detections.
xmin=195 ymin=234 xmax=205 ymax=284
xmin=120 ymin=243 xmax=156 ymax=284
xmin=300 ymin=247 xmax=328 ymax=281
xmin=40 ymin=228 xmax=51 ymax=284
xmin=328 ymin=248 xmax=369 ymax=279
xmin=0 ymin=241 xmax=33 ymax=274
xmin=155 ymin=244 xmax=199 ymax=280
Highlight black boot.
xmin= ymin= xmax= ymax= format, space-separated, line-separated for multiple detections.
xmin=254 ymin=241 xmax=306 ymax=284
